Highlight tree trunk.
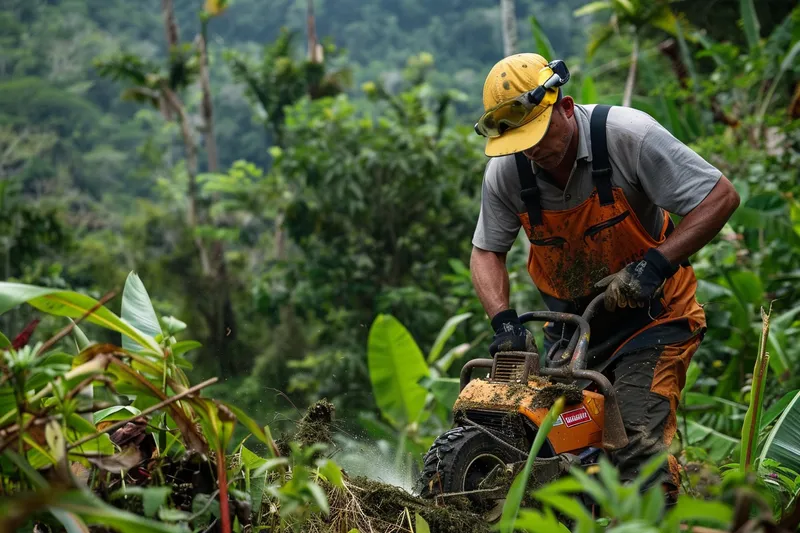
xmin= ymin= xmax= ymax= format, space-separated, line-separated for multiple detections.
xmin=162 ymin=0 xmax=180 ymax=49
xmin=622 ymin=35 xmax=639 ymax=107
xmin=500 ymin=0 xmax=518 ymax=57
xmin=307 ymin=0 xmax=322 ymax=64
xmin=197 ymin=21 xmax=238 ymax=376
xmin=161 ymin=0 xmax=240 ymax=376
xmin=162 ymin=87 xmax=212 ymax=275
xmin=198 ymin=28 xmax=219 ymax=173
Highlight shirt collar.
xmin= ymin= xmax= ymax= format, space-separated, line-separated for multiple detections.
xmin=574 ymin=103 xmax=592 ymax=162
xmin=531 ymin=103 xmax=593 ymax=183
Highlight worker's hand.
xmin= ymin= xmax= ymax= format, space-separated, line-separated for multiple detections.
xmin=595 ymin=248 xmax=678 ymax=312
xmin=488 ymin=309 xmax=538 ymax=355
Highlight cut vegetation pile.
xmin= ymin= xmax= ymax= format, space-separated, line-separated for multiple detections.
xmin=293 ymin=400 xmax=492 ymax=533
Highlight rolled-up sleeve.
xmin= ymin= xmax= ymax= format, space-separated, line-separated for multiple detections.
xmin=472 ymin=160 xmax=522 ymax=253
xmin=636 ymin=123 xmax=723 ymax=216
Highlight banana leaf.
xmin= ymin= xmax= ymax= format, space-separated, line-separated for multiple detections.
xmin=759 ymin=391 xmax=800 ymax=473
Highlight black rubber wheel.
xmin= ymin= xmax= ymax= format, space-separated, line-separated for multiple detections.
xmin=415 ymin=426 xmax=525 ymax=499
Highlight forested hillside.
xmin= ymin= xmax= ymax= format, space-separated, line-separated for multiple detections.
xmin=2 ymin=0 xmax=800 ymax=531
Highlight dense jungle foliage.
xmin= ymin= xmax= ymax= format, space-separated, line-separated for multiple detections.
xmin=1 ymin=0 xmax=800 ymax=531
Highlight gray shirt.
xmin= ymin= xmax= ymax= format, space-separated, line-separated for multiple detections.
xmin=472 ymin=104 xmax=723 ymax=253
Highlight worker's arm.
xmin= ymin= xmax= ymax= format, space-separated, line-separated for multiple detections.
xmin=656 ymin=175 xmax=740 ymax=266
xmin=597 ymin=175 xmax=740 ymax=311
xmin=470 ymin=246 xmax=510 ymax=318
xmin=471 ymin=246 xmax=536 ymax=355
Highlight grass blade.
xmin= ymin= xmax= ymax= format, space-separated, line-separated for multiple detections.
xmin=498 ymin=396 xmax=565 ymax=533
xmin=740 ymin=304 xmax=771 ymax=470
xmin=739 ymin=0 xmax=761 ymax=54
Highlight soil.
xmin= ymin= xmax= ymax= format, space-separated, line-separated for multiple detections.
xmin=459 ymin=378 xmax=584 ymax=413
xmin=283 ymin=401 xmax=493 ymax=532
xmin=277 ymin=398 xmax=337 ymax=454
xmin=317 ymin=476 xmax=492 ymax=533
xmin=530 ymin=383 xmax=584 ymax=409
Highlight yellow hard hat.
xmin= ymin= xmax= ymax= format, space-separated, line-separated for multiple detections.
xmin=479 ymin=53 xmax=562 ymax=157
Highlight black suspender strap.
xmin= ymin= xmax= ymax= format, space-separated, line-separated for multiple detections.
xmin=515 ymin=152 xmax=543 ymax=226
xmin=590 ymin=104 xmax=615 ymax=206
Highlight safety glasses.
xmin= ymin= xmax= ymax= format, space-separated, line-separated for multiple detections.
xmin=474 ymin=60 xmax=570 ymax=138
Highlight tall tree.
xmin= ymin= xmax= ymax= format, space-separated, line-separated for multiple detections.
xmin=97 ymin=0 xmax=241 ymax=375
xmin=500 ymin=0 xmax=518 ymax=56
xmin=575 ymin=0 xmax=680 ymax=107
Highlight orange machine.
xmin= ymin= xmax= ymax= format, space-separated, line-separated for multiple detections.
xmin=415 ymin=293 xmax=628 ymax=520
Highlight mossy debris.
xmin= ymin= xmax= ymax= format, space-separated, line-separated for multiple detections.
xmin=295 ymin=398 xmax=335 ymax=447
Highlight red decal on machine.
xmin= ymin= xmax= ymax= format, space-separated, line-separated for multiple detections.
xmin=562 ymin=407 xmax=591 ymax=427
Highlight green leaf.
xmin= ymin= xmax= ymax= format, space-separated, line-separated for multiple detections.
xmin=93 ymin=405 xmax=141 ymax=424
xmin=574 ymin=1 xmax=612 ymax=17
xmin=367 ymin=314 xmax=430 ymax=426
xmin=241 ymin=445 xmax=267 ymax=470
xmin=50 ymin=510 xmax=91 ymax=533
xmin=726 ymin=270 xmax=764 ymax=308
xmin=731 ymin=202 xmax=800 ymax=248
xmin=0 ymin=330 xmax=10 ymax=349
xmin=759 ymin=391 xmax=800 ymax=473
xmin=666 ymin=495 xmax=732 ymax=527
xmin=114 ymin=487 xmax=172 ymax=518
xmin=220 ymin=401 xmax=276 ymax=454
xmin=606 ymin=522 xmax=659 ymax=533
xmin=630 ymin=453 xmax=668 ymax=490
xmin=533 ymin=476 xmax=585 ymax=496
xmin=53 ymin=490 xmax=185 ymax=532
xmin=739 ymin=0 xmax=761 ymax=53
xmin=4 ymin=449 xmax=49 ymax=489
xmin=741 ymin=313 xmax=770 ymax=470
xmin=63 ymin=414 xmax=115 ymax=457
xmin=318 ymin=459 xmax=345 ymax=489
xmin=498 ymin=397 xmax=565 ymax=533
xmin=641 ymin=485 xmax=665 ymax=524
xmin=586 ymin=24 xmax=616 ymax=59
xmin=580 ymin=75 xmax=597 ymax=105
xmin=121 ymin=272 xmax=162 ymax=352
xmin=427 ymin=313 xmax=471 ymax=363
xmin=684 ymin=419 xmax=739 ymax=462
xmin=242 ymin=446 xmax=271 ymax=511
xmin=160 ymin=316 xmax=187 ymax=335
xmin=684 ymin=392 xmax=747 ymax=410
xmin=530 ymin=15 xmax=556 ymax=60
xmin=650 ymin=8 xmax=678 ymax=37
xmin=307 ymin=481 xmax=330 ymax=515
xmin=416 ymin=512 xmax=431 ymax=533
xmin=0 ymin=282 xmax=161 ymax=354
xmin=424 ymin=377 xmax=460 ymax=409
xmin=680 ymin=361 xmax=701 ymax=403
xmin=761 ymin=390 xmax=800 ymax=431
xmin=612 ymin=0 xmax=635 ymax=16
xmin=170 ymin=340 xmax=202 ymax=358
xmin=70 ymin=320 xmax=92 ymax=352
xmin=157 ymin=508 xmax=192 ymax=522
xmin=533 ymin=492 xmax=592 ymax=522
xmin=514 ymin=509 xmax=571 ymax=532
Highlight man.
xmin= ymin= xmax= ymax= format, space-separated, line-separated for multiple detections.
xmin=470 ymin=53 xmax=740 ymax=492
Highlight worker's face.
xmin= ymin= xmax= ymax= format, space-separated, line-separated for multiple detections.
xmin=522 ymin=96 xmax=576 ymax=169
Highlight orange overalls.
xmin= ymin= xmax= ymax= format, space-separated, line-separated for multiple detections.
xmin=515 ymin=105 xmax=706 ymax=487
